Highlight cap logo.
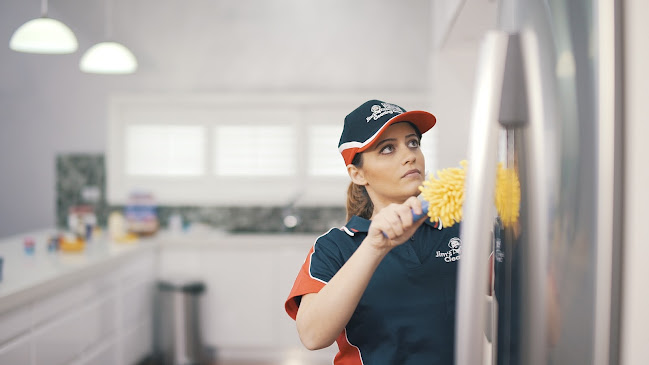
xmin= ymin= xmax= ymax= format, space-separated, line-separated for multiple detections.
xmin=365 ymin=102 xmax=404 ymax=122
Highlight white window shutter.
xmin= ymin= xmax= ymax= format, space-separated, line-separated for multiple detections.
xmin=125 ymin=125 xmax=205 ymax=176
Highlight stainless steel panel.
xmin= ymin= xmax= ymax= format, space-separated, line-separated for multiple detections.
xmin=488 ymin=0 xmax=623 ymax=364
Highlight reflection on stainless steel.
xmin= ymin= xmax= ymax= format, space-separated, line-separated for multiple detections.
xmin=593 ymin=1 xmax=624 ymax=365
xmin=459 ymin=0 xmax=623 ymax=364
xmin=454 ymin=30 xmax=508 ymax=365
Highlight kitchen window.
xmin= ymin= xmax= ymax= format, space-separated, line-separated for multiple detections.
xmin=125 ymin=124 xmax=206 ymax=176
xmin=307 ymin=124 xmax=346 ymax=177
xmin=107 ymin=94 xmax=436 ymax=206
xmin=214 ymin=125 xmax=296 ymax=176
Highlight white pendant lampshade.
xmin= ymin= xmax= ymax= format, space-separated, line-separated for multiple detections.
xmin=9 ymin=17 xmax=78 ymax=54
xmin=79 ymin=41 xmax=138 ymax=74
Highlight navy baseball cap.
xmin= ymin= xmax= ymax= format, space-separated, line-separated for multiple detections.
xmin=338 ymin=100 xmax=437 ymax=165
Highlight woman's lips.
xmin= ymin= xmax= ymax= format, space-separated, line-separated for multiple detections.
xmin=402 ymin=169 xmax=421 ymax=178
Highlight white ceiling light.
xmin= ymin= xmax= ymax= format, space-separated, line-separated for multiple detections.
xmin=79 ymin=0 xmax=137 ymax=74
xmin=80 ymin=41 xmax=137 ymax=74
xmin=9 ymin=0 xmax=78 ymax=54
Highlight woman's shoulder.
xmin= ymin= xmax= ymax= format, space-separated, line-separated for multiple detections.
xmin=314 ymin=216 xmax=368 ymax=249
xmin=420 ymin=219 xmax=461 ymax=234
xmin=315 ymin=226 xmax=347 ymax=243
xmin=316 ymin=225 xmax=358 ymax=244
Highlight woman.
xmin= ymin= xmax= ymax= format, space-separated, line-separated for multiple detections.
xmin=285 ymin=100 xmax=461 ymax=364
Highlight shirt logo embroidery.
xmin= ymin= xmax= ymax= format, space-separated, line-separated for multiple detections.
xmin=435 ymin=237 xmax=462 ymax=262
xmin=365 ymin=102 xmax=404 ymax=122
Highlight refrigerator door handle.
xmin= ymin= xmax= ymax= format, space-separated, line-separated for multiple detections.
xmin=454 ymin=30 xmax=510 ymax=365
xmin=518 ymin=28 xmax=551 ymax=365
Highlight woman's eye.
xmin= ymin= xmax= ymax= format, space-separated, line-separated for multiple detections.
xmin=408 ymin=139 xmax=420 ymax=148
xmin=379 ymin=144 xmax=394 ymax=154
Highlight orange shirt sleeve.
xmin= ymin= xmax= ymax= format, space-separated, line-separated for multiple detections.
xmin=284 ymin=246 xmax=327 ymax=320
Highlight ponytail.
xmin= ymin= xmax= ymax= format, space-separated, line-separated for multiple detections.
xmin=345 ymin=153 xmax=373 ymax=221
xmin=346 ymin=183 xmax=373 ymax=221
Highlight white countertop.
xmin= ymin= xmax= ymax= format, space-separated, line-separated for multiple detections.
xmin=0 ymin=229 xmax=320 ymax=314
xmin=155 ymin=230 xmax=320 ymax=249
xmin=0 ymin=230 xmax=158 ymax=314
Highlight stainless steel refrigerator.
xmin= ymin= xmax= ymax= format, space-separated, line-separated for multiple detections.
xmin=454 ymin=1 xmax=623 ymax=365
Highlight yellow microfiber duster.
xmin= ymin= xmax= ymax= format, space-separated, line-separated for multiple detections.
xmin=418 ymin=160 xmax=468 ymax=228
xmin=494 ymin=163 xmax=521 ymax=227
xmin=418 ymin=160 xmax=520 ymax=228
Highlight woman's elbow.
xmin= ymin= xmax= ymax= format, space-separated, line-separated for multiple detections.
xmin=296 ymin=319 xmax=335 ymax=350
xmin=299 ymin=336 xmax=331 ymax=351
xmin=295 ymin=293 xmax=337 ymax=350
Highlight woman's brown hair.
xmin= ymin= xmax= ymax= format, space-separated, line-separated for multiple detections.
xmin=345 ymin=153 xmax=374 ymax=221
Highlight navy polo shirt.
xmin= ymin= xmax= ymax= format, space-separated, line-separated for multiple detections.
xmin=493 ymin=219 xmax=522 ymax=365
xmin=286 ymin=216 xmax=462 ymax=365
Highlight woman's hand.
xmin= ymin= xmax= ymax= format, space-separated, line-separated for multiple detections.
xmin=365 ymin=196 xmax=427 ymax=252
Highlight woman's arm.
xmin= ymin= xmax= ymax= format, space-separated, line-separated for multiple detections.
xmin=296 ymin=242 xmax=389 ymax=350
xmin=295 ymin=197 xmax=426 ymax=350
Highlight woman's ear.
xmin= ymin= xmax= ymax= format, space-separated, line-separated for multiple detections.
xmin=347 ymin=164 xmax=368 ymax=186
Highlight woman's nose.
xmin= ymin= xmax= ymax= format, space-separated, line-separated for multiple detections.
xmin=401 ymin=146 xmax=417 ymax=164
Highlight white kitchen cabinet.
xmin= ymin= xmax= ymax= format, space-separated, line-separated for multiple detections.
xmin=0 ymin=305 xmax=31 ymax=345
xmin=272 ymin=248 xmax=313 ymax=347
xmin=0 ymin=337 xmax=31 ymax=365
xmin=0 ymin=231 xmax=336 ymax=364
xmin=157 ymin=233 xmax=338 ymax=360
xmin=0 ymin=233 xmax=157 ymax=365
xmin=31 ymin=299 xmax=111 ymax=365
xmin=201 ymin=249 xmax=276 ymax=347
xmin=71 ymin=341 xmax=118 ymax=365
xmin=121 ymin=320 xmax=153 ymax=365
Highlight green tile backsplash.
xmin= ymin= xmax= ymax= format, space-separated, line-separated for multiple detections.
xmin=56 ymin=154 xmax=346 ymax=233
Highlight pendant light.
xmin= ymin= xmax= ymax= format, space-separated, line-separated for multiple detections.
xmin=9 ymin=0 xmax=78 ymax=54
xmin=79 ymin=0 xmax=137 ymax=74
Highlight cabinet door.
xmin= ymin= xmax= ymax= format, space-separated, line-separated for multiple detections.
xmin=272 ymin=248 xmax=311 ymax=347
xmin=0 ymin=338 xmax=30 ymax=365
xmin=201 ymin=249 xmax=276 ymax=347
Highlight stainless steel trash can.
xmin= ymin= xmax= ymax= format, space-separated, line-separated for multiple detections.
xmin=154 ymin=279 xmax=206 ymax=365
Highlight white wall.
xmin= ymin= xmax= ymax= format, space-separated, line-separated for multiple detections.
xmin=0 ymin=0 xmax=436 ymax=237
xmin=429 ymin=0 xmax=496 ymax=169
xmin=430 ymin=43 xmax=481 ymax=168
